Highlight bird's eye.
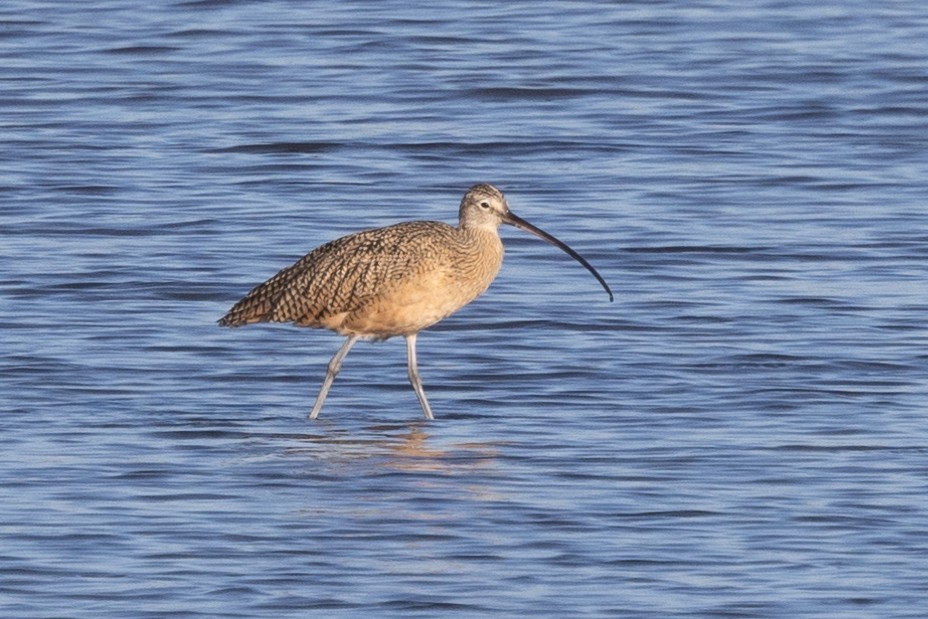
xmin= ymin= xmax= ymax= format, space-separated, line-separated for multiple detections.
xmin=479 ymin=201 xmax=490 ymax=209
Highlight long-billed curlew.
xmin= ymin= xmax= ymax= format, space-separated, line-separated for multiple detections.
xmin=219 ymin=183 xmax=612 ymax=420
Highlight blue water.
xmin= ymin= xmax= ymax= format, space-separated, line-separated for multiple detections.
xmin=2 ymin=1 xmax=927 ymax=617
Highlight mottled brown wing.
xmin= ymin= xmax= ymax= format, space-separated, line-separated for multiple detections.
xmin=217 ymin=221 xmax=454 ymax=328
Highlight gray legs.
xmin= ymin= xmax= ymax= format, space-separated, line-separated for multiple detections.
xmin=405 ymin=333 xmax=434 ymax=420
xmin=310 ymin=335 xmax=359 ymax=419
xmin=308 ymin=333 xmax=435 ymax=420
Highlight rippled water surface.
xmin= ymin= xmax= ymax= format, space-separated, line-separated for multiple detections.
xmin=3 ymin=1 xmax=928 ymax=617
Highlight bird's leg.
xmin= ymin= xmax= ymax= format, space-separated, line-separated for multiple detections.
xmin=310 ymin=335 xmax=359 ymax=419
xmin=405 ymin=333 xmax=434 ymax=420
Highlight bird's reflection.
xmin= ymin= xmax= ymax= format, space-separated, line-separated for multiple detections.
xmin=381 ymin=424 xmax=446 ymax=470
xmin=282 ymin=417 xmax=499 ymax=475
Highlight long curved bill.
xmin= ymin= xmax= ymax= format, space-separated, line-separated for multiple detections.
xmin=503 ymin=210 xmax=614 ymax=302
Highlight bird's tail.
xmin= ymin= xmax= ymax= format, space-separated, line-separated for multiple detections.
xmin=217 ymin=280 xmax=279 ymax=327
xmin=217 ymin=298 xmax=269 ymax=327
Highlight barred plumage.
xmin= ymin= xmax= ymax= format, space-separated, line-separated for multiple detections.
xmin=218 ymin=220 xmax=503 ymax=338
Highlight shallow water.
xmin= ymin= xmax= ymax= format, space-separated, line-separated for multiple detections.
xmin=2 ymin=1 xmax=927 ymax=617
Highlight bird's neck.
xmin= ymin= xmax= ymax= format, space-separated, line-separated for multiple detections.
xmin=459 ymin=219 xmax=501 ymax=235
xmin=459 ymin=225 xmax=504 ymax=264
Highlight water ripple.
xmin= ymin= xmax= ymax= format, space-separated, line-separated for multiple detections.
xmin=2 ymin=1 xmax=927 ymax=617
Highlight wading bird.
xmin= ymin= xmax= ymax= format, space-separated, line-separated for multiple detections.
xmin=219 ymin=183 xmax=612 ymax=419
